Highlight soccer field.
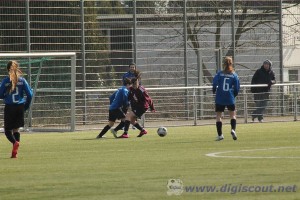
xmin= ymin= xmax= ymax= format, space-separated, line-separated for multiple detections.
xmin=1 ymin=122 xmax=299 ymax=200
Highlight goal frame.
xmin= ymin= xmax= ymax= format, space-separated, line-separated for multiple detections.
xmin=0 ymin=52 xmax=76 ymax=132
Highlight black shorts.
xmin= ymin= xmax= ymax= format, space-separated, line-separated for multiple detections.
xmin=108 ymin=108 xmax=126 ymax=122
xmin=215 ymin=104 xmax=235 ymax=112
xmin=131 ymin=107 xmax=146 ymax=119
xmin=4 ymin=104 xmax=25 ymax=130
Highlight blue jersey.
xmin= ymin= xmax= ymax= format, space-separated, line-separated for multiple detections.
xmin=212 ymin=71 xmax=240 ymax=105
xmin=109 ymin=86 xmax=129 ymax=110
xmin=0 ymin=76 xmax=33 ymax=106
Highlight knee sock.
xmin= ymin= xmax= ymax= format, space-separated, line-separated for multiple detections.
xmin=5 ymin=130 xmax=16 ymax=144
xmin=98 ymin=125 xmax=111 ymax=137
xmin=123 ymin=120 xmax=131 ymax=134
xmin=13 ymin=132 xmax=20 ymax=142
xmin=133 ymin=122 xmax=143 ymax=131
xmin=216 ymin=121 xmax=222 ymax=136
xmin=114 ymin=121 xmax=125 ymax=132
xmin=230 ymin=119 xmax=236 ymax=130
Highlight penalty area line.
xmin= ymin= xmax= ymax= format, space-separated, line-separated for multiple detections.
xmin=205 ymin=147 xmax=300 ymax=159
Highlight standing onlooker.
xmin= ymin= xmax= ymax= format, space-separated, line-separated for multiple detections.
xmin=122 ymin=62 xmax=139 ymax=85
xmin=213 ymin=56 xmax=240 ymax=141
xmin=0 ymin=60 xmax=33 ymax=158
xmin=251 ymin=60 xmax=276 ymax=122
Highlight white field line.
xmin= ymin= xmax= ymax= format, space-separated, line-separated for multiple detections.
xmin=205 ymin=147 xmax=300 ymax=159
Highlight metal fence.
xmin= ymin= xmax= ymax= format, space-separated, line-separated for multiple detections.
xmin=0 ymin=0 xmax=299 ymax=130
xmin=74 ymin=83 xmax=300 ymax=131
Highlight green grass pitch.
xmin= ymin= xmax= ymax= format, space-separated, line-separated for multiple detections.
xmin=1 ymin=122 xmax=299 ymax=200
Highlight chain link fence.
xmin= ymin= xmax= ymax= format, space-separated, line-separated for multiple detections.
xmin=0 ymin=0 xmax=299 ymax=130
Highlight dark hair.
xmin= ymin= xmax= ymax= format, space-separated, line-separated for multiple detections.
xmin=124 ymin=78 xmax=132 ymax=85
xmin=131 ymin=77 xmax=138 ymax=84
xmin=223 ymin=56 xmax=234 ymax=73
xmin=129 ymin=62 xmax=136 ymax=67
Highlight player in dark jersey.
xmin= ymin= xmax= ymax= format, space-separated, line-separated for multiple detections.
xmin=212 ymin=56 xmax=240 ymax=141
xmin=96 ymin=78 xmax=132 ymax=139
xmin=118 ymin=78 xmax=155 ymax=138
xmin=0 ymin=60 xmax=33 ymax=158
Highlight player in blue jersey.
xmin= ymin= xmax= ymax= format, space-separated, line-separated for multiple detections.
xmin=96 ymin=78 xmax=132 ymax=138
xmin=212 ymin=56 xmax=240 ymax=141
xmin=0 ymin=60 xmax=33 ymax=158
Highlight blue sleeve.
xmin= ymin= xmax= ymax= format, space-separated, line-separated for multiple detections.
xmin=24 ymin=79 xmax=33 ymax=102
xmin=0 ymin=79 xmax=8 ymax=99
xmin=233 ymin=75 xmax=240 ymax=97
xmin=122 ymin=89 xmax=129 ymax=108
xmin=23 ymin=78 xmax=33 ymax=110
xmin=109 ymin=90 xmax=117 ymax=104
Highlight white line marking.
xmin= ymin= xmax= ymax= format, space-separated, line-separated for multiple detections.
xmin=205 ymin=147 xmax=300 ymax=159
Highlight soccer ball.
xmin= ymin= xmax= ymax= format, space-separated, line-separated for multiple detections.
xmin=157 ymin=127 xmax=167 ymax=137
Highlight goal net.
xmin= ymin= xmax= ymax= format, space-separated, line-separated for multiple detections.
xmin=0 ymin=52 xmax=76 ymax=132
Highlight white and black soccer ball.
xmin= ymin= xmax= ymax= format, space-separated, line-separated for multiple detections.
xmin=157 ymin=127 xmax=167 ymax=137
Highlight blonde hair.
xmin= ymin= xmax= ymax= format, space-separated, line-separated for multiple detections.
xmin=6 ymin=60 xmax=22 ymax=93
xmin=223 ymin=56 xmax=234 ymax=73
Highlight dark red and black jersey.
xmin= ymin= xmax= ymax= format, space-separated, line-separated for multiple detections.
xmin=129 ymin=85 xmax=155 ymax=111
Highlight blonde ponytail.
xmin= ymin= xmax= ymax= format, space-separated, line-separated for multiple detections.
xmin=7 ymin=60 xmax=22 ymax=93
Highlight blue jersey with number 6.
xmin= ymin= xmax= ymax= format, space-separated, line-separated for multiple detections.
xmin=212 ymin=71 xmax=240 ymax=105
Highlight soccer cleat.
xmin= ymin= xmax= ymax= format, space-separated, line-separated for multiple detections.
xmin=110 ymin=129 xmax=118 ymax=138
xmin=11 ymin=141 xmax=20 ymax=158
xmin=137 ymin=129 xmax=148 ymax=137
xmin=215 ymin=135 xmax=224 ymax=141
xmin=231 ymin=130 xmax=237 ymax=140
xmin=118 ymin=133 xmax=129 ymax=138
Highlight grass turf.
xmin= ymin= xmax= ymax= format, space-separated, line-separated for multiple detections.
xmin=0 ymin=122 xmax=299 ymax=200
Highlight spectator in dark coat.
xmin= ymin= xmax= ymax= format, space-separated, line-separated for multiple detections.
xmin=251 ymin=60 xmax=276 ymax=122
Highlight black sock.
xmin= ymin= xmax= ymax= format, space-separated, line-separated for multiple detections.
xmin=231 ymin=119 xmax=236 ymax=130
xmin=13 ymin=132 xmax=20 ymax=142
xmin=216 ymin=121 xmax=222 ymax=136
xmin=98 ymin=125 xmax=111 ymax=137
xmin=133 ymin=123 xmax=143 ymax=131
xmin=123 ymin=120 xmax=130 ymax=134
xmin=5 ymin=130 xmax=16 ymax=144
xmin=114 ymin=121 xmax=125 ymax=132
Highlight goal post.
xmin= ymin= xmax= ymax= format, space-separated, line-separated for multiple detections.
xmin=0 ymin=52 xmax=76 ymax=132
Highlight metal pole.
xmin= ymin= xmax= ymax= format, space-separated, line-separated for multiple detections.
xmin=197 ymin=50 xmax=203 ymax=118
xmin=231 ymin=0 xmax=235 ymax=60
xmin=80 ymin=0 xmax=87 ymax=125
xmin=193 ymin=88 xmax=197 ymax=126
xmin=25 ymin=0 xmax=32 ymax=127
xmin=71 ymin=54 xmax=76 ymax=131
xmin=293 ymin=86 xmax=297 ymax=121
xmin=183 ymin=0 xmax=188 ymax=87
xmin=279 ymin=0 xmax=284 ymax=116
xmin=183 ymin=0 xmax=189 ymax=118
xmin=133 ymin=0 xmax=137 ymax=63
xmin=244 ymin=87 xmax=248 ymax=123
